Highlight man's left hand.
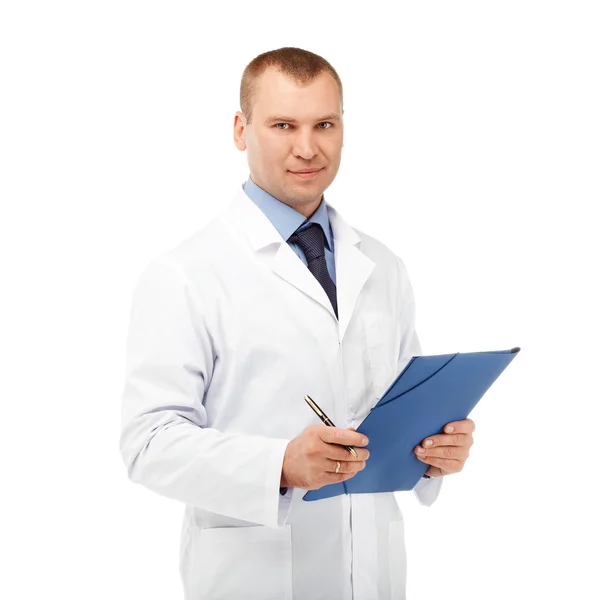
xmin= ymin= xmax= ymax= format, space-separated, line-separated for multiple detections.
xmin=414 ymin=418 xmax=475 ymax=477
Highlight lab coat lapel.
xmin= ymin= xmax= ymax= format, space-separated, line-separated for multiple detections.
xmin=222 ymin=186 xmax=375 ymax=341
xmin=327 ymin=202 xmax=375 ymax=341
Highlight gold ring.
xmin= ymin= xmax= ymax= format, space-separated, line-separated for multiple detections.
xmin=335 ymin=461 xmax=341 ymax=474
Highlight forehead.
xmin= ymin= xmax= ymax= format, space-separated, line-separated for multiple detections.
xmin=252 ymin=68 xmax=342 ymax=121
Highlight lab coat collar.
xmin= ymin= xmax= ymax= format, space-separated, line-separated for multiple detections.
xmin=220 ymin=183 xmax=375 ymax=341
xmin=242 ymin=175 xmax=334 ymax=252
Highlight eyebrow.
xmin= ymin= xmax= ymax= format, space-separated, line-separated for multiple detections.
xmin=264 ymin=114 xmax=341 ymax=125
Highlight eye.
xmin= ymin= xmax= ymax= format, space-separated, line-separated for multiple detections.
xmin=273 ymin=122 xmax=333 ymax=130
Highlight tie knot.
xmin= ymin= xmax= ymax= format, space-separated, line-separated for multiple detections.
xmin=288 ymin=223 xmax=326 ymax=262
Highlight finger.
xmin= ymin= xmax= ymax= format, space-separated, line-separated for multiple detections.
xmin=418 ymin=432 xmax=472 ymax=450
xmin=317 ymin=471 xmax=358 ymax=488
xmin=416 ymin=454 xmax=464 ymax=473
xmin=414 ymin=445 xmax=469 ymax=460
xmin=442 ymin=419 xmax=475 ymax=434
xmin=326 ymin=471 xmax=358 ymax=484
xmin=323 ymin=445 xmax=370 ymax=462
xmin=319 ymin=426 xmax=368 ymax=448
xmin=326 ymin=459 xmax=367 ymax=474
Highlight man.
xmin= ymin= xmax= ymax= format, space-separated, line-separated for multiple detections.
xmin=120 ymin=47 xmax=475 ymax=599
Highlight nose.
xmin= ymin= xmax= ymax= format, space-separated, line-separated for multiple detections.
xmin=292 ymin=127 xmax=319 ymax=160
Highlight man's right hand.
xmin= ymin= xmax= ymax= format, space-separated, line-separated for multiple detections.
xmin=280 ymin=424 xmax=370 ymax=490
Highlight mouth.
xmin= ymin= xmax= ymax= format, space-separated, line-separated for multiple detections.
xmin=289 ymin=168 xmax=323 ymax=180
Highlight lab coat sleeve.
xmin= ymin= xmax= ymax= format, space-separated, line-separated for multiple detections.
xmin=395 ymin=256 xmax=443 ymax=507
xmin=119 ymin=257 xmax=293 ymax=529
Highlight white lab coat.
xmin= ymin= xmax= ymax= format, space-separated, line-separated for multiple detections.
xmin=120 ymin=184 xmax=443 ymax=599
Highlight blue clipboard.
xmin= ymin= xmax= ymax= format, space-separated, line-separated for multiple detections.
xmin=302 ymin=347 xmax=521 ymax=502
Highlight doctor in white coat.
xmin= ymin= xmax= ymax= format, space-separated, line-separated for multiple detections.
xmin=120 ymin=47 xmax=476 ymax=599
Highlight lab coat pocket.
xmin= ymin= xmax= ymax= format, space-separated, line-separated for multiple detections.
xmin=185 ymin=524 xmax=293 ymax=600
xmin=389 ymin=519 xmax=408 ymax=600
xmin=362 ymin=311 xmax=398 ymax=398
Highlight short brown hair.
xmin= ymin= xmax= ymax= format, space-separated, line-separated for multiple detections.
xmin=240 ymin=47 xmax=344 ymax=124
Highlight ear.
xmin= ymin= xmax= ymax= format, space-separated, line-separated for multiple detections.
xmin=233 ymin=111 xmax=247 ymax=151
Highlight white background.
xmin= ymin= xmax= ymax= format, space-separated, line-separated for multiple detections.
xmin=1 ymin=1 xmax=598 ymax=598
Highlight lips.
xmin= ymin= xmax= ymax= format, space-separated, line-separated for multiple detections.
xmin=290 ymin=168 xmax=323 ymax=174
xmin=289 ymin=168 xmax=322 ymax=180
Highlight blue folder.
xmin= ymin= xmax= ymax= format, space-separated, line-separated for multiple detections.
xmin=302 ymin=346 xmax=521 ymax=502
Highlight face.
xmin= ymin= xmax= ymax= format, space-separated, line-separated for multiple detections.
xmin=234 ymin=68 xmax=344 ymax=218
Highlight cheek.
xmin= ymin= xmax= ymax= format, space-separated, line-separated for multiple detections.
xmin=324 ymin=154 xmax=342 ymax=181
xmin=261 ymin=142 xmax=289 ymax=172
xmin=258 ymin=131 xmax=284 ymax=151
xmin=326 ymin=141 xmax=343 ymax=166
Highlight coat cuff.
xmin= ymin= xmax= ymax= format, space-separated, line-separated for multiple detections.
xmin=265 ymin=438 xmax=293 ymax=528
xmin=277 ymin=485 xmax=294 ymax=527
xmin=413 ymin=475 xmax=443 ymax=506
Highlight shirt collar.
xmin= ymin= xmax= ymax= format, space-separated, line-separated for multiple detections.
xmin=242 ymin=174 xmax=334 ymax=251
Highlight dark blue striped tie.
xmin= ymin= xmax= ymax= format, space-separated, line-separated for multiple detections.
xmin=288 ymin=223 xmax=338 ymax=319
